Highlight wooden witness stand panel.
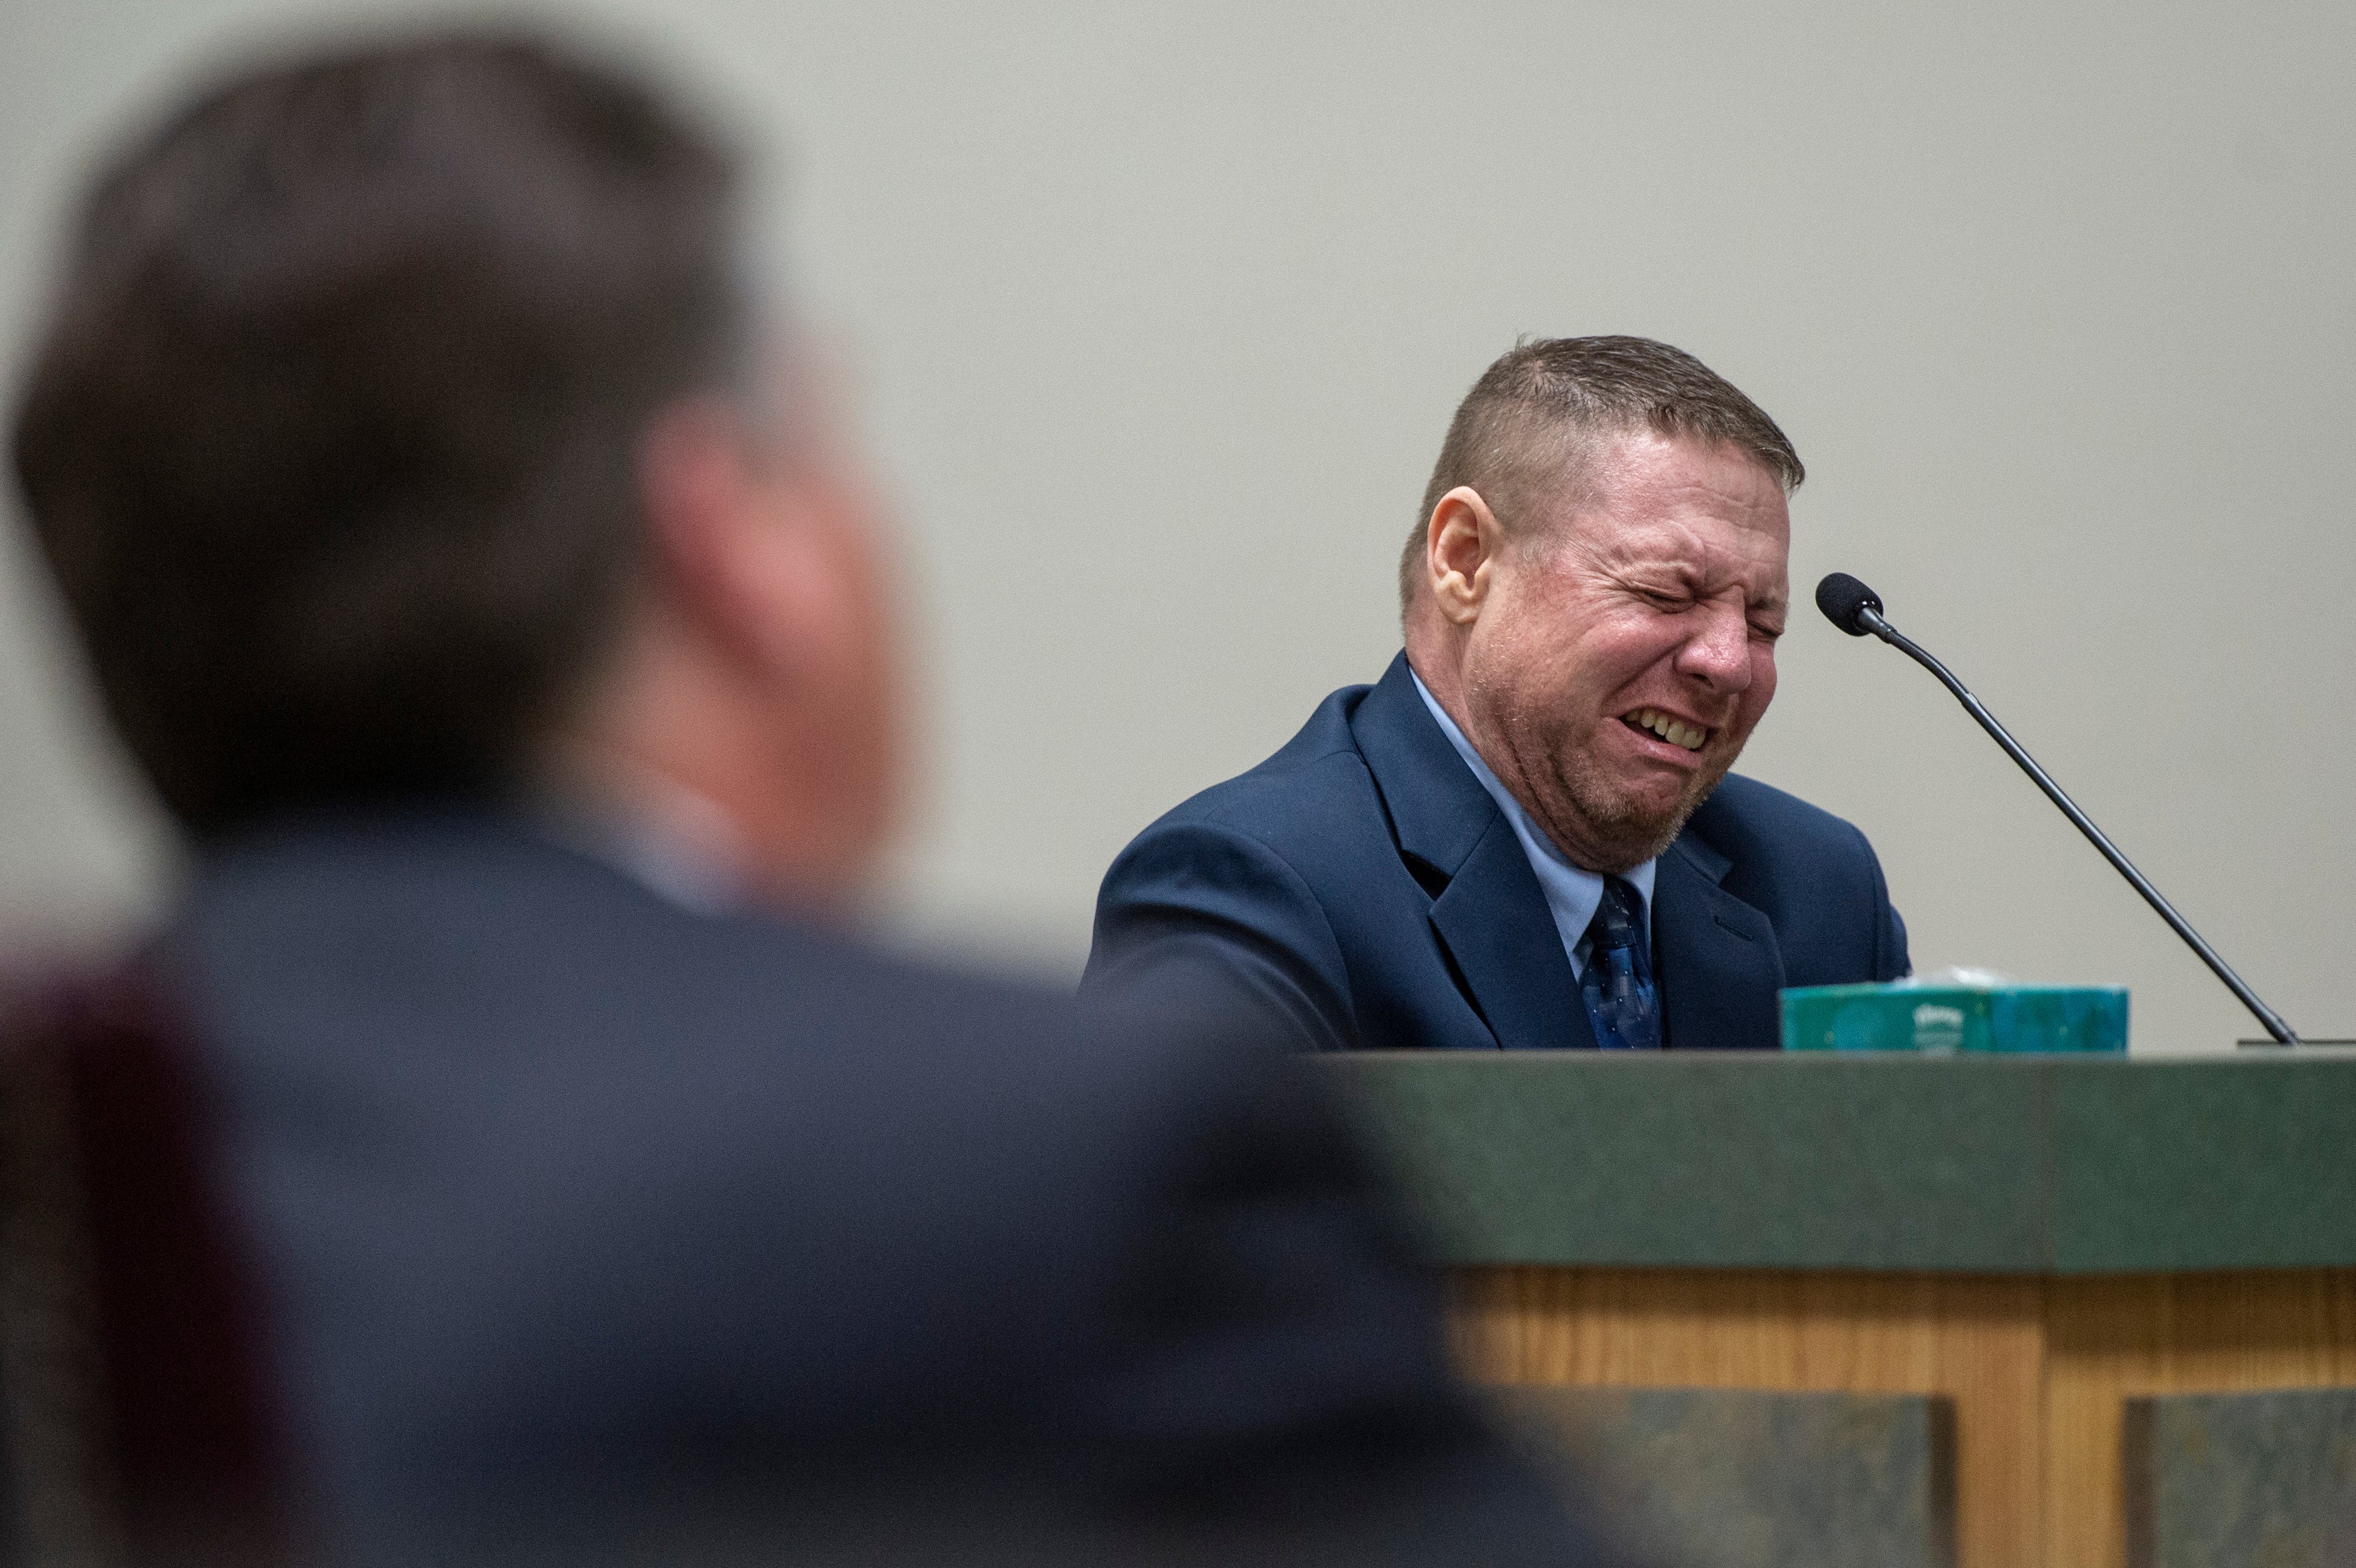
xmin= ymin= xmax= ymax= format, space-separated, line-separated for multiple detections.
xmin=1451 ymin=1266 xmax=2356 ymax=1568
xmin=1321 ymin=1052 xmax=2356 ymax=1568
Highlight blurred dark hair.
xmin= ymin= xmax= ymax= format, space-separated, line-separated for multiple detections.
xmin=10 ymin=30 xmax=748 ymax=835
xmin=1401 ymin=336 xmax=1802 ymax=614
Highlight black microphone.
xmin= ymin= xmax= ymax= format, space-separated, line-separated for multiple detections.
xmin=1815 ymin=572 xmax=1884 ymax=637
xmin=1816 ymin=572 xmax=2302 ymax=1046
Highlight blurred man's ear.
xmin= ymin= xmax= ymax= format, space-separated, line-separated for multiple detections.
xmin=639 ymin=396 xmax=819 ymax=675
xmin=629 ymin=371 xmax=906 ymax=900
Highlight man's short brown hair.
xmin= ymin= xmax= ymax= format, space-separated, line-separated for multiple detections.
xmin=11 ymin=31 xmax=747 ymax=835
xmin=1399 ymin=336 xmax=1803 ymax=614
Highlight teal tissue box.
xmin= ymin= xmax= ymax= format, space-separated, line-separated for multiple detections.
xmin=1780 ymin=983 xmax=2128 ymax=1053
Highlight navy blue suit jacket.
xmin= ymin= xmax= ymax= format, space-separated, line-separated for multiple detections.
xmin=8 ymin=806 xmax=1609 ymax=1565
xmin=1086 ymin=653 xmax=1909 ymax=1052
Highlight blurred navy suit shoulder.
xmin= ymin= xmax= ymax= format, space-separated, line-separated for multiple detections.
xmin=1086 ymin=652 xmax=1909 ymax=1052
xmin=152 ymin=807 xmax=1594 ymax=1563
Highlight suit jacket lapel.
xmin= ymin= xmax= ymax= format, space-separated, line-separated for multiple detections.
xmin=1653 ymin=832 xmax=1786 ymax=1050
xmin=1351 ymin=654 xmax=1591 ymax=1051
xmin=1429 ymin=818 xmax=1595 ymax=1051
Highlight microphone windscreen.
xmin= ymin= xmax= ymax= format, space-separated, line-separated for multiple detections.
xmin=1815 ymin=572 xmax=1884 ymax=636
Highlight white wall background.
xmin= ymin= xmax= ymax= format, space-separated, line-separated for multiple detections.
xmin=3 ymin=1 xmax=2350 ymax=1049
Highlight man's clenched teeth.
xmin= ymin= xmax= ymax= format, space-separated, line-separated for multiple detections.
xmin=1624 ymin=708 xmax=1708 ymax=751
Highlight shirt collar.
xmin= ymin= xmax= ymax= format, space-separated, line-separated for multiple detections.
xmin=527 ymin=753 xmax=756 ymax=916
xmin=1409 ymin=666 xmax=1654 ymax=972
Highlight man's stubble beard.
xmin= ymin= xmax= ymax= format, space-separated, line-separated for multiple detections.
xmin=1531 ymin=724 xmax=1745 ymax=876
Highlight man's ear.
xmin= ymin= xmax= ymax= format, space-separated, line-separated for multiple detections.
xmin=628 ymin=384 xmax=907 ymax=896
xmin=636 ymin=396 xmax=777 ymax=666
xmin=1427 ymin=486 xmax=1504 ymax=626
xmin=636 ymin=395 xmax=859 ymax=677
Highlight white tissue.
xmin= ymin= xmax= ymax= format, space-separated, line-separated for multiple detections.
xmin=1894 ymin=966 xmax=2018 ymax=990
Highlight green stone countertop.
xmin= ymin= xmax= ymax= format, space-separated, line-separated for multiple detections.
xmin=1319 ymin=1052 xmax=2356 ymax=1275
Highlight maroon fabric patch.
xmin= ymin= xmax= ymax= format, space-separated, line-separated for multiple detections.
xmin=9 ymin=955 xmax=290 ymax=1563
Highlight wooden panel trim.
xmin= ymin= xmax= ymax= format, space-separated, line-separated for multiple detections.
xmin=1454 ymin=1265 xmax=2356 ymax=1568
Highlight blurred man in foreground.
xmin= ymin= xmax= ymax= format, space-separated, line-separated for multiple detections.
xmin=1088 ymin=337 xmax=1908 ymax=1053
xmin=3 ymin=32 xmax=1611 ymax=1566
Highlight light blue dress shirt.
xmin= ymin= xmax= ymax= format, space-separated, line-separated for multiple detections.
xmin=1410 ymin=669 xmax=1655 ymax=980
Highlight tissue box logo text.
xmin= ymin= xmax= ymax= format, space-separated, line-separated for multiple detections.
xmin=1912 ymin=1003 xmax=1967 ymax=1051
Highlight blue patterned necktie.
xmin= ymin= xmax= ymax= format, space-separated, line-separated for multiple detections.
xmin=1581 ymin=874 xmax=1661 ymax=1051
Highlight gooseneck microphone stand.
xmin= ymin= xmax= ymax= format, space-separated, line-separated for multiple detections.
xmin=1815 ymin=572 xmax=2301 ymax=1046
